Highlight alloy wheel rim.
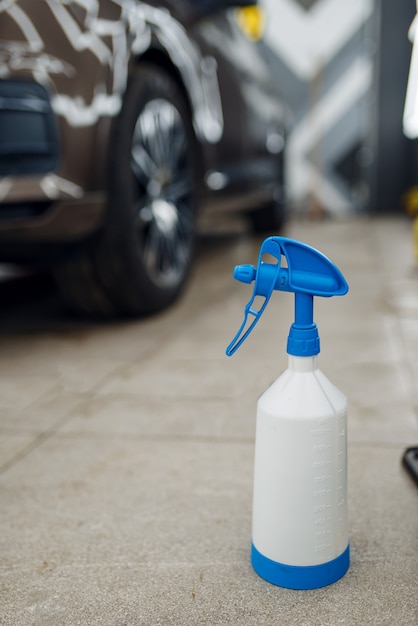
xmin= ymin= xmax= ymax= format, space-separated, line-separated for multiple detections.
xmin=131 ymin=98 xmax=194 ymax=288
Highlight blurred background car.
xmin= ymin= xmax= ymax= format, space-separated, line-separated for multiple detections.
xmin=0 ymin=0 xmax=287 ymax=317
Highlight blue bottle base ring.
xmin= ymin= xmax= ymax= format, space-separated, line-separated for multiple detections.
xmin=251 ymin=543 xmax=350 ymax=590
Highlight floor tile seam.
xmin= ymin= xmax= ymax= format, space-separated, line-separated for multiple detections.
xmin=86 ymin=343 xmax=209 ymax=396
xmin=0 ymin=426 xmax=47 ymax=436
xmin=0 ymin=391 xmax=105 ymax=475
xmin=66 ymin=390 xmax=256 ymax=402
xmin=348 ymin=439 xmax=417 ymax=449
xmin=93 ymin=391 xmax=251 ymax=402
xmin=0 ymin=392 xmax=101 ymax=436
xmin=1 ymin=553 xmax=416 ymax=572
xmin=0 ymin=431 xmax=53 ymax=475
xmin=347 ymin=440 xmax=413 ymax=450
xmin=395 ymin=314 xmax=418 ymax=400
xmin=0 ymin=559 xmax=246 ymax=574
xmin=2 ymin=379 xmax=88 ymax=416
xmin=0 ymin=388 xmax=96 ymax=424
xmin=120 ymin=280 xmax=239 ymax=365
xmin=50 ymin=317 xmax=218 ymax=395
xmin=363 ymin=312 xmax=418 ymax=426
xmin=370 ymin=222 xmax=414 ymax=397
xmin=0 ymin=423 xmax=411 ymax=449
xmin=37 ymin=431 xmax=255 ymax=445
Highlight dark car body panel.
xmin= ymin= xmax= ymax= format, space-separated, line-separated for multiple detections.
xmin=0 ymin=0 xmax=286 ymax=261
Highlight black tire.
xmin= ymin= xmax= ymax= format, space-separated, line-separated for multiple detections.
xmin=249 ymin=198 xmax=287 ymax=234
xmin=54 ymin=64 xmax=198 ymax=317
xmin=248 ymin=151 xmax=286 ymax=234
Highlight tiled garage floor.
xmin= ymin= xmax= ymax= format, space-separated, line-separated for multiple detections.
xmin=0 ymin=215 xmax=417 ymax=625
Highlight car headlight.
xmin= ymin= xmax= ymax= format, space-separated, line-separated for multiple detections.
xmin=235 ymin=5 xmax=265 ymax=41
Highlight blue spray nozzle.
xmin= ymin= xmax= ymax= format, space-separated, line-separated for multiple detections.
xmin=226 ymin=237 xmax=348 ymax=357
xmin=233 ymin=264 xmax=256 ymax=284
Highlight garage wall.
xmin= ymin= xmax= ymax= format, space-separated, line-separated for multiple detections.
xmin=261 ymin=0 xmax=415 ymax=216
xmin=373 ymin=0 xmax=416 ymax=212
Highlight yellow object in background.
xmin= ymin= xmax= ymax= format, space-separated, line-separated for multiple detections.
xmin=413 ymin=216 xmax=418 ymax=264
xmin=404 ymin=186 xmax=418 ymax=216
xmin=403 ymin=186 xmax=418 ymax=263
xmin=235 ymin=5 xmax=265 ymax=41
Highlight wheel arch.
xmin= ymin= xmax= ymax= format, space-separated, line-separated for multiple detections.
xmin=130 ymin=47 xmax=206 ymax=179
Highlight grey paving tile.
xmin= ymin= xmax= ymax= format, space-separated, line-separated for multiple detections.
xmin=58 ymin=393 xmax=256 ymax=440
xmin=0 ymin=438 xmax=253 ymax=573
xmin=95 ymin=357 xmax=256 ymax=401
xmin=0 ymin=389 xmax=89 ymax=432
xmin=1 ymin=556 xmax=417 ymax=626
xmin=0 ymin=374 xmax=57 ymax=412
xmin=1 ymin=439 xmax=416 ymax=625
xmin=0 ymin=348 xmax=126 ymax=395
xmin=341 ymin=359 xmax=417 ymax=445
xmin=349 ymin=445 xmax=418 ymax=553
xmin=1 ymin=215 xmax=418 ymax=625
xmin=0 ymin=432 xmax=37 ymax=468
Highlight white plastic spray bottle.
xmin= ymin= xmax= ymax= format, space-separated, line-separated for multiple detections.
xmin=226 ymin=236 xmax=350 ymax=590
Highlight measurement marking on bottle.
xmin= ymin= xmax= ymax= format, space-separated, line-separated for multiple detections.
xmin=311 ymin=427 xmax=331 ymax=437
xmin=313 ymin=503 xmax=332 ymax=513
xmin=313 ymin=474 xmax=331 ymax=484
xmin=314 ymin=543 xmax=332 ymax=553
xmin=313 ymin=459 xmax=331 ymax=469
xmin=314 ymin=488 xmax=332 ymax=497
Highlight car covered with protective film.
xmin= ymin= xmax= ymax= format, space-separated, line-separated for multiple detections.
xmin=0 ymin=0 xmax=287 ymax=316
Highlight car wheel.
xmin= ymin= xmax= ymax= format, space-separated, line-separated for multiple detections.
xmin=248 ymin=153 xmax=286 ymax=234
xmin=54 ymin=64 xmax=198 ymax=317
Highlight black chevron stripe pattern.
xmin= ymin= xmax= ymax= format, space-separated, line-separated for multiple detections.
xmin=262 ymin=0 xmax=375 ymax=215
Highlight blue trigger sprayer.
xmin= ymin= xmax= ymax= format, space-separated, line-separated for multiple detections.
xmin=226 ymin=236 xmax=350 ymax=590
